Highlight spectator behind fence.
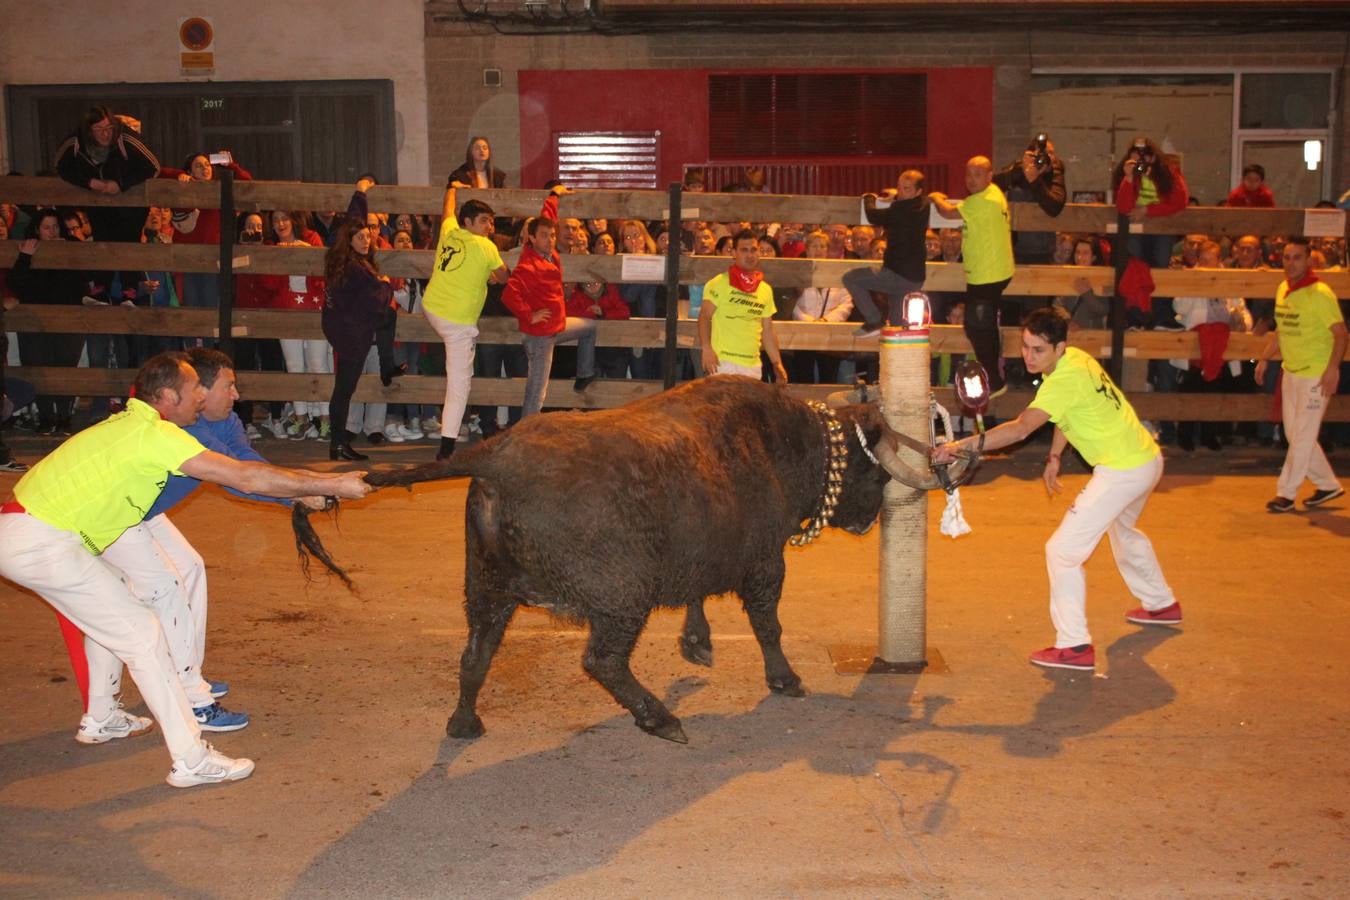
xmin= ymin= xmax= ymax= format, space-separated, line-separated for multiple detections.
xmin=54 ymin=108 xmax=159 ymax=302
xmin=790 ymin=230 xmax=854 ymax=384
xmin=447 ymin=136 xmax=506 ymax=190
xmin=231 ymin=214 xmax=288 ymax=439
xmin=846 ymin=168 xmax=931 ymax=338
xmin=1256 ymin=237 xmax=1346 ymax=513
xmin=992 ymin=134 xmax=1068 ymax=264
xmin=618 ymin=219 xmax=664 ymax=379
xmin=1053 ymin=236 xmax=1110 ymax=331
xmin=169 ymin=150 xmax=253 ymax=309
xmin=382 ymin=229 xmax=440 ymax=443
xmin=8 ymin=210 xmax=87 ymax=436
xmin=1172 ymin=241 xmax=1244 ymax=452
xmin=1226 ymin=164 xmax=1276 ymax=208
xmin=270 ymin=210 xmax=332 ymax=442
xmin=1114 ymin=136 xmax=1189 ymax=330
xmin=0 ymin=264 xmax=25 ymax=470
xmin=930 ymin=156 xmax=1015 ymax=396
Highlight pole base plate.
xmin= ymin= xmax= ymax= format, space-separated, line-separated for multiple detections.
xmin=827 ymin=644 xmax=949 ymax=675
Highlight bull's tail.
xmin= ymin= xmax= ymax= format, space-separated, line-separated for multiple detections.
xmin=292 ymin=451 xmax=484 ymax=588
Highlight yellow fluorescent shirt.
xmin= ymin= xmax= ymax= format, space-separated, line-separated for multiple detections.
xmin=1275 ymin=278 xmax=1344 ymax=376
xmin=704 ymin=272 xmax=776 ymax=366
xmin=957 ymin=183 xmax=1014 ymax=286
xmin=1029 ymin=347 xmax=1158 ymax=470
xmin=14 ymin=398 xmax=206 ymax=554
xmin=422 ymin=223 xmax=505 ymax=324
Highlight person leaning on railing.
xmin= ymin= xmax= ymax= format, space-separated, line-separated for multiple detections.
xmin=166 ymin=150 xmax=253 ymax=310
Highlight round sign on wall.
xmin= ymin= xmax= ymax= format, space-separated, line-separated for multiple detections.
xmin=180 ymin=17 xmax=213 ymax=52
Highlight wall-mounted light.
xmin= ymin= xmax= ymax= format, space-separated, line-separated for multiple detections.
xmin=1304 ymin=139 xmax=1322 ymax=171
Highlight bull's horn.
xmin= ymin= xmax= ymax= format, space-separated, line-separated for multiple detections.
xmin=874 ymin=433 xmax=979 ymax=492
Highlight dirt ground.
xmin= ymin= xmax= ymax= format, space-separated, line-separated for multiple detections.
xmin=1 ymin=431 xmax=1347 ymax=899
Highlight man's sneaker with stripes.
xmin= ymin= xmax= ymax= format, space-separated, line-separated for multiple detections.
xmin=1029 ymin=644 xmax=1095 ymax=671
xmin=76 ymin=706 xmax=155 ymax=744
xmin=166 ymin=744 xmax=255 ymax=788
xmin=1304 ymin=487 xmax=1344 ymax=509
xmin=1126 ymin=601 xmax=1183 ymax=626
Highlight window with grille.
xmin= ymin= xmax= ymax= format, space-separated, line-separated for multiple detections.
xmin=708 ymin=73 xmax=927 ymax=159
xmin=554 ymin=131 xmax=660 ymax=189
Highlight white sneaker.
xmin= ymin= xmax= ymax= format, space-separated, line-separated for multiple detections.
xmin=382 ymin=423 xmax=406 ymax=443
xmin=421 ymin=415 xmax=441 ymax=434
xmin=408 ymin=416 xmax=422 ymax=434
xmin=396 ymin=423 xmax=423 ymax=440
xmin=166 ymin=744 xmax=255 ymax=788
xmin=299 ymin=423 xmax=320 ymax=440
xmin=75 ymin=706 xmax=155 ymax=744
xmin=245 ymin=424 xmax=263 ymax=441
xmin=266 ymin=417 xmax=289 ymax=439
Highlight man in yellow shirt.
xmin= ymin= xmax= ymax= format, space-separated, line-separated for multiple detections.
xmin=422 ymin=186 xmax=511 ymax=460
xmin=932 ymin=308 xmax=1181 ymax=672
xmin=0 ymin=353 xmax=371 ymax=788
xmin=1256 ymin=237 xmax=1346 ymax=512
xmin=698 ymin=229 xmax=788 ymax=383
xmin=929 ymin=156 xmax=1016 ymax=396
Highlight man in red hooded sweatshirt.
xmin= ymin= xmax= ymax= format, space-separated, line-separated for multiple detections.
xmin=500 ymin=183 xmax=598 ymax=417
xmin=1225 ymin=164 xmax=1276 ymax=208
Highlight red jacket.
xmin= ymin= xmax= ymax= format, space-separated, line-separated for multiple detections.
xmin=566 ymin=283 xmax=630 ymax=320
xmin=500 ymin=194 xmax=565 ymax=337
xmin=1116 ymin=164 xmax=1189 ymax=218
xmin=1225 ymin=184 xmax=1275 ymax=208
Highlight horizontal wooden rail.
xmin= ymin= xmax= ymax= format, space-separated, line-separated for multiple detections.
xmin=3 ymin=306 xmax=1301 ymax=360
xmin=6 ymin=239 xmax=1346 ymax=297
xmin=9 ymin=367 xmax=1340 ymax=423
xmin=3 ymin=175 xmax=1342 ymax=236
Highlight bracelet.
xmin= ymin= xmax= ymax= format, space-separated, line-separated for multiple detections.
xmin=1046 ymin=453 xmax=1061 ymax=464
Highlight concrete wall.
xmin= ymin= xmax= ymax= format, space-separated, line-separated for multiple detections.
xmin=0 ymin=0 xmax=429 ymax=182
xmin=426 ymin=22 xmax=1349 ymax=201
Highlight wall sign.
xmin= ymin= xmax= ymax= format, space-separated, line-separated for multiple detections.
xmin=179 ymin=17 xmax=215 ymax=77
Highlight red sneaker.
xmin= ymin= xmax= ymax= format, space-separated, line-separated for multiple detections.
xmin=1029 ymin=644 xmax=1095 ymax=671
xmin=1126 ymin=602 xmax=1182 ymax=626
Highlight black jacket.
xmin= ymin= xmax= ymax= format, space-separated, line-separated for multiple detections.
xmin=863 ymin=194 xmax=931 ymax=283
xmin=54 ymin=128 xmax=159 ymax=192
xmin=7 ymin=249 xmax=88 ymax=305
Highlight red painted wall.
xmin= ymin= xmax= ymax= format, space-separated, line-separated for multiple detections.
xmin=518 ymin=67 xmax=992 ymax=195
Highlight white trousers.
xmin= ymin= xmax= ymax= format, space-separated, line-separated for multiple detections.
xmin=100 ymin=514 xmax=213 ymax=708
xmin=424 ymin=309 xmax=477 ymax=440
xmin=1277 ymin=370 xmax=1341 ymax=500
xmin=715 ymin=362 xmax=763 ymax=379
xmin=0 ymin=512 xmax=205 ymax=763
xmin=1045 ymin=455 xmax=1175 ymax=648
xmin=345 ymin=345 xmax=387 ymax=436
xmin=279 ymin=337 xmax=332 ymax=417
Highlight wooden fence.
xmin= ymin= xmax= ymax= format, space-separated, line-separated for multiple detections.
xmin=3 ymin=175 xmax=1347 ymax=422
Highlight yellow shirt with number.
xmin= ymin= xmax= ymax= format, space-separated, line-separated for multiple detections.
xmin=957 ymin=183 xmax=1015 ymax=286
xmin=1275 ymin=277 xmax=1344 ymax=377
xmin=704 ymin=272 xmax=776 ymax=367
xmin=1029 ymin=347 xmax=1157 ymax=470
xmin=14 ymin=398 xmax=206 ymax=554
xmin=422 ymin=223 xmax=505 ymax=325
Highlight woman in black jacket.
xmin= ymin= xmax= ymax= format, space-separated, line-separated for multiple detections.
xmin=7 ymin=210 xmax=90 ymax=435
xmin=321 ymin=186 xmax=401 ymax=461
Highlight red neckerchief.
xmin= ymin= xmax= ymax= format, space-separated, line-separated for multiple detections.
xmin=1285 ymin=271 xmax=1320 ymax=293
xmin=729 ymin=265 xmax=763 ymax=293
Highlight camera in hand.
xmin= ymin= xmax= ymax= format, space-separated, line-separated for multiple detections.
xmin=1033 ymin=133 xmax=1050 ymax=170
xmin=1132 ymin=159 xmax=1149 ymax=177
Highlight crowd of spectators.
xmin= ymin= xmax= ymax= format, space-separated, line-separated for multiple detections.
xmin=3 ymin=112 xmax=1348 ymax=462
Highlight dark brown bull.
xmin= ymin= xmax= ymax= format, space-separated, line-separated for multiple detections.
xmin=295 ymin=376 xmax=961 ymax=742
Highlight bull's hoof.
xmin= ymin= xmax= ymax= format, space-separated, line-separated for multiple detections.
xmin=637 ymin=713 xmax=689 ymax=744
xmin=446 ymin=711 xmax=485 ymax=739
xmin=768 ymin=677 xmax=806 ymax=698
xmin=679 ymin=634 xmax=714 ymax=668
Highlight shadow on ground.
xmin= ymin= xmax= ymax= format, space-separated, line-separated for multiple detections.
xmin=287 ymin=629 xmax=1176 ymax=898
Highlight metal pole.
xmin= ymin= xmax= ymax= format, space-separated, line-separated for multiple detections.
xmin=876 ymin=325 xmax=930 ymax=669
xmin=217 ymin=168 xmax=236 ymax=359
xmin=1108 ymin=211 xmax=1129 ymax=384
xmin=661 ymin=182 xmax=682 ymax=389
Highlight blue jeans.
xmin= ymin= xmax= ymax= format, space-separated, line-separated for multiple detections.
xmin=521 ymin=318 xmax=597 ymax=417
